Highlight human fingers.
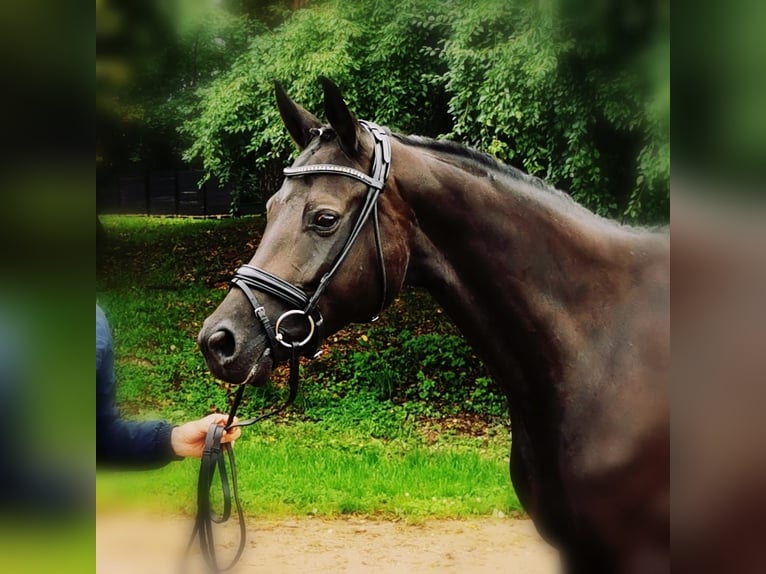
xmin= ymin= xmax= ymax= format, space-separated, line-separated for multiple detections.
xmin=193 ymin=413 xmax=227 ymax=434
xmin=221 ymin=426 xmax=242 ymax=443
xmin=203 ymin=413 xmax=229 ymax=425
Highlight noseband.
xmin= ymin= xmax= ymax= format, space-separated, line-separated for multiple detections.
xmin=231 ymin=120 xmax=392 ymax=360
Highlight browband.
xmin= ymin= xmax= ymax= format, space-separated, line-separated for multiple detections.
xmin=282 ymin=164 xmax=385 ymax=190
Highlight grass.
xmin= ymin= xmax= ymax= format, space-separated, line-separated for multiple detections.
xmin=97 ymin=420 xmax=519 ymax=520
xmin=96 ymin=215 xmax=518 ymax=520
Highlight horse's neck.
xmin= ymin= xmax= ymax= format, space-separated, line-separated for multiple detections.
xmin=394 ymin=145 xmax=660 ymax=398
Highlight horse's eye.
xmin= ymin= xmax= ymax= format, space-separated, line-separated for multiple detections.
xmin=312 ymin=212 xmax=339 ymax=230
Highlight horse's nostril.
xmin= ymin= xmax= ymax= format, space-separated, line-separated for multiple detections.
xmin=208 ymin=328 xmax=236 ymax=359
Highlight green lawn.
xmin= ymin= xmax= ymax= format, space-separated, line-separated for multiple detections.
xmin=97 ymin=420 xmax=518 ymax=519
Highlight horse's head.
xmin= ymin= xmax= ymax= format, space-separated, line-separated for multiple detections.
xmin=198 ymin=78 xmax=411 ymax=386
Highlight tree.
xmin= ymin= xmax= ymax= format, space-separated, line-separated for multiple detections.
xmin=177 ymin=0 xmax=668 ymax=222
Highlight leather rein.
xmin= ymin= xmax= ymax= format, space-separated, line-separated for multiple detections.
xmin=185 ymin=121 xmax=392 ymax=572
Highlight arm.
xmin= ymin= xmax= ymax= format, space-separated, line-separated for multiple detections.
xmin=96 ymin=417 xmax=180 ymax=469
xmin=96 ymin=305 xmax=178 ymax=468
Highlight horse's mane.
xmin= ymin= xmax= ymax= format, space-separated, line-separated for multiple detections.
xmin=392 ymin=133 xmax=571 ymax=200
xmin=392 ymin=132 xmax=666 ymax=235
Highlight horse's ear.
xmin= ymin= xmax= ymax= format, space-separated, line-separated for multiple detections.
xmin=275 ymin=81 xmax=322 ymax=150
xmin=319 ymin=76 xmax=358 ymax=156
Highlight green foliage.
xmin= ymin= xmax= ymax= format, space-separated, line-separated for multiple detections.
xmin=99 ymin=1 xmax=668 ymax=222
xmin=344 ymin=0 xmax=451 ymax=134
xmin=441 ymin=0 xmax=669 ymax=220
xmin=181 ymin=3 xmax=364 ymax=202
xmin=180 ymin=0 xmax=668 ymax=223
xmin=180 ymin=0 xmax=452 ymax=208
xmin=301 ymin=328 xmax=506 ymax=421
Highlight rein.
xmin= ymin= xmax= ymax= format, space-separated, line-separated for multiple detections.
xmin=184 ymin=345 xmax=300 ymax=573
xmin=185 ymin=121 xmax=391 ymax=572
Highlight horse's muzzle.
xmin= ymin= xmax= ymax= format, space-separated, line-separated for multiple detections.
xmin=197 ymin=319 xmax=274 ymax=386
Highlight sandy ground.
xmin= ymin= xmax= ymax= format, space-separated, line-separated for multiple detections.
xmin=97 ymin=511 xmax=559 ymax=574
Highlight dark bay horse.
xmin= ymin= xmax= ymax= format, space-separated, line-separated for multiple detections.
xmin=198 ymin=78 xmax=669 ymax=573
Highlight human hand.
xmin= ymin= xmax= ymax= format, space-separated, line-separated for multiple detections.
xmin=170 ymin=413 xmax=242 ymax=458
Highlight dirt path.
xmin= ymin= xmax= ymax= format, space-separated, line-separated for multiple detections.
xmin=97 ymin=512 xmax=559 ymax=573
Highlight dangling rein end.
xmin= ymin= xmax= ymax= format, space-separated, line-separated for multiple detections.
xmin=184 ymin=344 xmax=302 ymax=572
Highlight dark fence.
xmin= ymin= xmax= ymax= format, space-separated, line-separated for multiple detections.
xmin=96 ymin=170 xmax=263 ymax=216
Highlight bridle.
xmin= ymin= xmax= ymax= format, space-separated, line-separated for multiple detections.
xmin=185 ymin=121 xmax=392 ymax=572
xmin=231 ymin=120 xmax=392 ymax=358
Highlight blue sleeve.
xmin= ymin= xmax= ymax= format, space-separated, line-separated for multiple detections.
xmin=96 ymin=304 xmax=179 ymax=469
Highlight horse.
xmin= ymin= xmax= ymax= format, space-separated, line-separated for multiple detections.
xmin=198 ymin=77 xmax=670 ymax=573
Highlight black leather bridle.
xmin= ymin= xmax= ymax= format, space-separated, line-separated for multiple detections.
xmin=231 ymin=120 xmax=392 ymax=357
xmin=186 ymin=121 xmax=392 ymax=572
